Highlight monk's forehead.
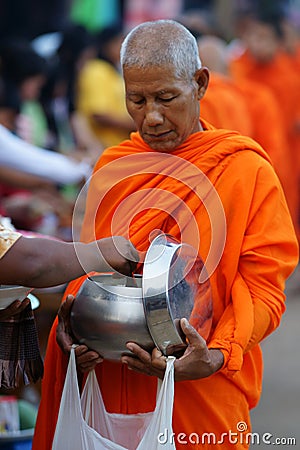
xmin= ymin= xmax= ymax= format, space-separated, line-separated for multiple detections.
xmin=124 ymin=65 xmax=186 ymax=92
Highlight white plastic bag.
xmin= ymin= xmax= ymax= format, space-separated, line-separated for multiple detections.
xmin=52 ymin=347 xmax=176 ymax=450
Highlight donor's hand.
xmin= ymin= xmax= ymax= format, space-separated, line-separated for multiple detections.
xmin=95 ymin=236 xmax=140 ymax=275
xmin=56 ymin=295 xmax=103 ymax=372
xmin=0 ymin=297 xmax=31 ymax=321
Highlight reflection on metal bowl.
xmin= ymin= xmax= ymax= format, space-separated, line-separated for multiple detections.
xmin=143 ymin=234 xmax=212 ymax=356
xmin=70 ymin=234 xmax=212 ymax=361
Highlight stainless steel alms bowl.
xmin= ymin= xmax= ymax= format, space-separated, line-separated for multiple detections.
xmin=70 ymin=234 xmax=212 ymax=361
xmin=70 ymin=274 xmax=154 ymax=360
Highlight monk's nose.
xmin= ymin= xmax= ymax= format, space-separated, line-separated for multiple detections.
xmin=144 ymin=107 xmax=164 ymax=127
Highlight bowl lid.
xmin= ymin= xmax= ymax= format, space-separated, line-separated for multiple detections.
xmin=142 ymin=233 xmax=211 ymax=356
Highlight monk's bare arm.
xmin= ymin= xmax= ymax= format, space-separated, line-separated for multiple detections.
xmin=0 ymin=235 xmax=138 ymax=287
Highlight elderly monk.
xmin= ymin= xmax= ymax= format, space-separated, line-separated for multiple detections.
xmin=33 ymin=20 xmax=298 ymax=450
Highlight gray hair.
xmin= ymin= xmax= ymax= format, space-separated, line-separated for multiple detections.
xmin=120 ymin=19 xmax=202 ymax=80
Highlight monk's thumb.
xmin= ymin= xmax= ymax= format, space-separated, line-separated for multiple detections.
xmin=180 ymin=318 xmax=206 ymax=347
xmin=58 ymin=295 xmax=74 ymax=320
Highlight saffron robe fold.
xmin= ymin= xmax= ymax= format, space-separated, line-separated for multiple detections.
xmin=33 ymin=121 xmax=298 ymax=450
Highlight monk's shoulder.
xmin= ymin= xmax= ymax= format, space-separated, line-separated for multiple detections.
xmin=215 ymin=147 xmax=281 ymax=196
xmin=223 ymin=147 xmax=276 ymax=177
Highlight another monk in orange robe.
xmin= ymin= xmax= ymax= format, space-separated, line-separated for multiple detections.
xmin=230 ymin=46 xmax=300 ymax=167
xmin=234 ymin=78 xmax=298 ymax=235
xmin=198 ymin=36 xmax=252 ymax=136
xmin=33 ymin=21 xmax=298 ymax=450
xmin=229 ymin=15 xmax=300 ymax=238
xmin=200 ymin=72 xmax=253 ymax=136
xmin=198 ymin=33 xmax=300 ymax=241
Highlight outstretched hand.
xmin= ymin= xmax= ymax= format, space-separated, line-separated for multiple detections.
xmin=121 ymin=318 xmax=224 ymax=381
xmin=56 ymin=295 xmax=103 ymax=372
xmin=96 ymin=236 xmax=140 ymax=275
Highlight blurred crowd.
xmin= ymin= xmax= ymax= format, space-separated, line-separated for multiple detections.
xmin=1 ymin=0 xmax=300 ymax=244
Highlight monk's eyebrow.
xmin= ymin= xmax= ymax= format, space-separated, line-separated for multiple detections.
xmin=126 ymin=88 xmax=177 ymax=98
xmin=126 ymin=91 xmax=143 ymax=96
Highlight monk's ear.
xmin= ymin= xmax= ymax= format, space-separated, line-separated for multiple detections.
xmin=194 ymin=67 xmax=209 ymax=100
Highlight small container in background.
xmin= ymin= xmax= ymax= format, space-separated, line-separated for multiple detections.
xmin=0 ymin=396 xmax=20 ymax=434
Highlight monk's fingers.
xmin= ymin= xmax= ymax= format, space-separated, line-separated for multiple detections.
xmin=77 ymin=356 xmax=103 ymax=372
xmin=173 ymin=341 xmax=217 ymax=381
xmin=56 ymin=323 xmax=73 ymax=353
xmin=151 ymin=347 xmax=167 ymax=370
xmin=75 ymin=345 xmax=102 ymax=361
xmin=121 ymin=355 xmax=163 ymax=378
xmin=125 ymin=342 xmax=152 ymax=362
xmin=75 ymin=345 xmax=103 ymax=371
xmin=121 ymin=344 xmax=166 ymax=377
xmin=58 ymin=295 xmax=74 ymax=324
xmin=180 ymin=318 xmax=207 ymax=348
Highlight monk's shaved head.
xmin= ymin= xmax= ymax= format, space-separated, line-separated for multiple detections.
xmin=120 ymin=19 xmax=201 ymax=80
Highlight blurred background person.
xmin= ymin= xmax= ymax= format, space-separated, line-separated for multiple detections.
xmin=75 ymin=22 xmax=135 ymax=149
xmin=0 ymin=39 xmax=50 ymax=148
xmin=39 ymin=24 xmax=102 ymax=159
xmin=197 ymin=35 xmax=253 ymax=136
xmin=228 ymin=7 xmax=300 ymax=242
xmin=0 ymin=80 xmax=91 ymax=238
xmin=197 ymin=34 xmax=297 ymax=246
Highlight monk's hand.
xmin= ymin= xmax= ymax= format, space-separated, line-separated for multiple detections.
xmin=56 ymin=294 xmax=103 ymax=372
xmin=121 ymin=344 xmax=167 ymax=379
xmin=0 ymin=297 xmax=31 ymax=321
xmin=96 ymin=236 xmax=139 ymax=276
xmin=174 ymin=318 xmax=223 ymax=381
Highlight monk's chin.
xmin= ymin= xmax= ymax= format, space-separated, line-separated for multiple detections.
xmin=144 ymin=138 xmax=180 ymax=153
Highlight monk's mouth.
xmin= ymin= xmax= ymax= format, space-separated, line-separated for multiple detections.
xmin=144 ymin=131 xmax=173 ymax=140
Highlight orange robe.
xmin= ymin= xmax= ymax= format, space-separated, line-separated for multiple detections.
xmin=230 ymin=49 xmax=300 ymax=166
xmin=33 ymin=121 xmax=298 ymax=450
xmin=229 ymin=50 xmax=300 ymax=240
xmin=233 ymin=79 xmax=298 ymax=232
xmin=201 ymin=73 xmax=294 ymax=208
xmin=200 ymin=73 xmax=253 ymax=136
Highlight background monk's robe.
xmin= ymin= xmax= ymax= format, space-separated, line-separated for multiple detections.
xmin=233 ymin=78 xmax=298 ymax=240
xmin=32 ymin=122 xmax=298 ymax=450
xmin=229 ymin=50 xmax=300 ymax=242
xmin=200 ymin=69 xmax=297 ymax=238
xmin=200 ymin=72 xmax=253 ymax=136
